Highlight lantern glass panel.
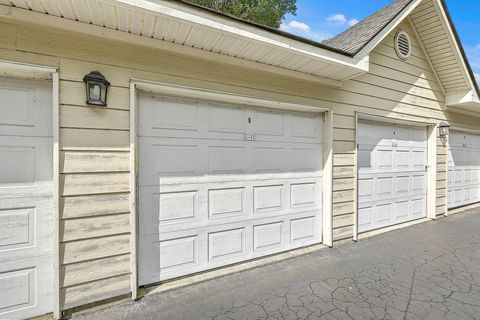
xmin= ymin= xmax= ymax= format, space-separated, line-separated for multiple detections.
xmin=88 ymin=83 xmax=102 ymax=101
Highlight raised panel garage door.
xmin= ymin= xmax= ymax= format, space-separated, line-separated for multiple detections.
xmin=448 ymin=131 xmax=480 ymax=208
xmin=138 ymin=94 xmax=323 ymax=285
xmin=0 ymin=78 xmax=53 ymax=319
xmin=358 ymin=121 xmax=428 ymax=233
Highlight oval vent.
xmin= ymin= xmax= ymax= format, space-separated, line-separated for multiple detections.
xmin=395 ymin=31 xmax=411 ymax=60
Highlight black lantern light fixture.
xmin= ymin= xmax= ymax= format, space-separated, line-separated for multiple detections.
xmin=439 ymin=122 xmax=450 ymax=137
xmin=83 ymin=71 xmax=110 ymax=106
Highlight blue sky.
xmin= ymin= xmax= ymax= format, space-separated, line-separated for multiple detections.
xmin=280 ymin=0 xmax=480 ymax=84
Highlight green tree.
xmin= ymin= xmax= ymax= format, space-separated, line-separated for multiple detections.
xmin=187 ymin=0 xmax=297 ymax=28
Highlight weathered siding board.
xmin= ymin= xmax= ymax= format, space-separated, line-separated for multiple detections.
xmin=61 ymin=254 xmax=130 ymax=287
xmin=61 ymin=213 xmax=130 ymax=241
xmin=333 ymin=201 xmax=355 ymax=217
xmin=61 ymin=274 xmax=131 ymax=309
xmin=61 ymin=151 xmax=130 ymax=173
xmin=61 ymin=193 xmax=130 ymax=219
xmin=61 ymin=128 xmax=130 ymax=150
xmin=61 ymin=173 xmax=130 ymax=196
xmin=61 ymin=234 xmax=130 ymax=265
xmin=60 ymin=105 xmax=130 ymax=130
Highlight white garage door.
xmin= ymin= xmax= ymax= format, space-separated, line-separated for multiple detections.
xmin=448 ymin=131 xmax=480 ymax=208
xmin=138 ymin=94 xmax=323 ymax=285
xmin=0 ymin=78 xmax=53 ymax=319
xmin=358 ymin=121 xmax=428 ymax=233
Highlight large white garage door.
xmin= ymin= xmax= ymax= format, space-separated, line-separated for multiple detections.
xmin=448 ymin=131 xmax=480 ymax=208
xmin=138 ymin=94 xmax=323 ymax=285
xmin=0 ymin=78 xmax=53 ymax=319
xmin=358 ymin=121 xmax=428 ymax=233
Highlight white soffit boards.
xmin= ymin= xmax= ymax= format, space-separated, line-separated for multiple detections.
xmin=358 ymin=120 xmax=428 ymax=233
xmin=0 ymin=77 xmax=53 ymax=319
xmin=0 ymin=0 xmax=367 ymax=83
xmin=138 ymin=94 xmax=324 ymax=284
xmin=448 ymin=131 xmax=480 ymax=209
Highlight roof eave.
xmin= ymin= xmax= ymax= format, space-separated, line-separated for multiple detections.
xmin=446 ymin=90 xmax=480 ymax=115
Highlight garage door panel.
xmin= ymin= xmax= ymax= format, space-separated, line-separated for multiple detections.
xmin=358 ymin=121 xmax=428 ymax=233
xmin=139 ymin=137 xmax=322 ymax=185
xmin=448 ymin=131 xmax=480 ymax=208
xmin=139 ymin=95 xmax=323 ymax=283
xmin=0 ymin=196 xmax=53 ymax=260
xmin=358 ymin=196 xmax=427 ymax=232
xmin=0 ymin=256 xmax=53 ymax=318
xmin=140 ymin=177 xmax=322 ymax=236
xmin=359 ymin=172 xmax=427 ymax=204
xmin=139 ymin=210 xmax=321 ymax=284
xmin=0 ymin=137 xmax=52 ymax=193
xmin=208 ymin=104 xmax=246 ymax=134
xmin=0 ymin=79 xmax=52 ymax=138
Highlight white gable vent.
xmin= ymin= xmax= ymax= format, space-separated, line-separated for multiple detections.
xmin=395 ymin=31 xmax=411 ymax=60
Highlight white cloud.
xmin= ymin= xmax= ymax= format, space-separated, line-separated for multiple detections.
xmin=348 ymin=18 xmax=360 ymax=26
xmin=465 ymin=44 xmax=480 ymax=85
xmin=288 ymin=20 xmax=311 ymax=32
xmin=327 ymin=14 xmax=347 ymax=25
xmin=279 ymin=22 xmax=290 ymax=32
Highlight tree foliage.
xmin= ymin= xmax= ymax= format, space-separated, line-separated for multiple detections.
xmin=186 ymin=0 xmax=297 ymax=28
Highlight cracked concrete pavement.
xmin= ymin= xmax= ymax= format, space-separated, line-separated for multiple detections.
xmin=72 ymin=208 xmax=480 ymax=320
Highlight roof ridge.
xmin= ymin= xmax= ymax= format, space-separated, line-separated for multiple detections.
xmin=322 ymin=0 xmax=414 ymax=56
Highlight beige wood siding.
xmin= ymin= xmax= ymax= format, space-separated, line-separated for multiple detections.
xmin=0 ymin=10 xmax=479 ymax=311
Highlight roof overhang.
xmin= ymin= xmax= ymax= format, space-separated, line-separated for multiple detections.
xmin=0 ymin=0 xmax=371 ymax=87
xmin=445 ymin=90 xmax=480 ymax=114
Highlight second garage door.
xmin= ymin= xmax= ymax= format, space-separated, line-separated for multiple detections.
xmin=358 ymin=121 xmax=428 ymax=233
xmin=448 ymin=131 xmax=480 ymax=208
xmin=138 ymin=94 xmax=324 ymax=285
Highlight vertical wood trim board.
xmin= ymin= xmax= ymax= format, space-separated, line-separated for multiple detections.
xmin=427 ymin=124 xmax=438 ymax=220
xmin=323 ymin=110 xmax=334 ymax=247
xmin=53 ymin=72 xmax=61 ymax=320
xmin=129 ymin=82 xmax=138 ymax=300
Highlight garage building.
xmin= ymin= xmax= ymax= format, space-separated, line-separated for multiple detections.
xmin=0 ymin=0 xmax=478 ymax=318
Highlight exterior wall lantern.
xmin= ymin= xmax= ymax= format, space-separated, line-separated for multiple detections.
xmin=439 ymin=122 xmax=450 ymax=137
xmin=83 ymin=71 xmax=110 ymax=106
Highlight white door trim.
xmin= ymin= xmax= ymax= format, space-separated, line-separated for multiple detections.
xmin=0 ymin=60 xmax=60 ymax=319
xmin=129 ymin=79 xmax=333 ymax=293
xmin=427 ymin=124 xmax=438 ymax=220
xmin=354 ymin=114 xmax=438 ymax=237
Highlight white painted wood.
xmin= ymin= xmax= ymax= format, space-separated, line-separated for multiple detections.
xmin=137 ymin=93 xmax=324 ymax=285
xmin=0 ymin=77 xmax=54 ymax=319
xmin=52 ymin=72 xmax=61 ymax=320
xmin=448 ymin=131 xmax=480 ymax=209
xmin=357 ymin=120 xmax=428 ymax=233
xmin=322 ymin=110 xmax=333 ymax=247
xmin=427 ymin=124 xmax=438 ymax=219
xmin=130 ymin=82 xmax=138 ymax=300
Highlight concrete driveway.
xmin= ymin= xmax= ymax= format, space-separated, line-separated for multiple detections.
xmin=72 ymin=208 xmax=480 ymax=320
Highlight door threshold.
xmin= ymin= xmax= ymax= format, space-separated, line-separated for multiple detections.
xmin=143 ymin=243 xmax=328 ymax=298
xmin=358 ymin=217 xmax=431 ymax=240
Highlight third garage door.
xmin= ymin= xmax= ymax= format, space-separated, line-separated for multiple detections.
xmin=358 ymin=121 xmax=428 ymax=233
xmin=138 ymin=94 xmax=324 ymax=285
xmin=448 ymin=131 xmax=480 ymax=208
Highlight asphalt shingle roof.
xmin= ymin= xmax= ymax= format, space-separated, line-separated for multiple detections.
xmin=322 ymin=0 xmax=414 ymax=55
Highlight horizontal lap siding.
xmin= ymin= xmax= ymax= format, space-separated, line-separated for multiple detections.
xmin=1 ymin=13 xmax=480 ymax=311
xmin=59 ymin=75 xmax=131 ymax=308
